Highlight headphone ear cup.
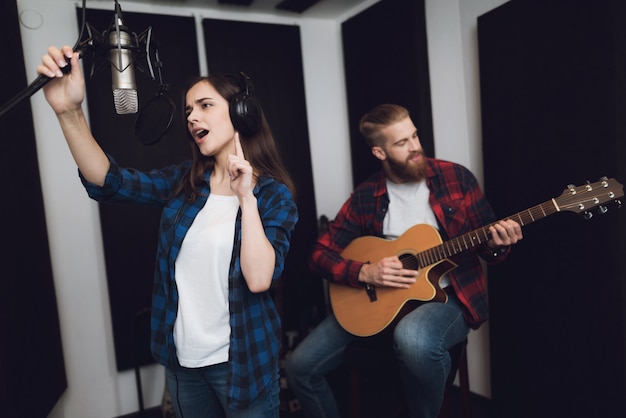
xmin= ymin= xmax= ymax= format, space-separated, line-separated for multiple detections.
xmin=229 ymin=92 xmax=262 ymax=136
xmin=229 ymin=72 xmax=262 ymax=136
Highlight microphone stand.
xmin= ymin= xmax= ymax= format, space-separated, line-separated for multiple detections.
xmin=0 ymin=40 xmax=94 ymax=120
xmin=0 ymin=0 xmax=92 ymax=121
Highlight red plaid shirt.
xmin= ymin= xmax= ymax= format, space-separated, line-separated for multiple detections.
xmin=310 ymin=157 xmax=508 ymax=328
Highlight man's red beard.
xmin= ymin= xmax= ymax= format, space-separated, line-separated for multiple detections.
xmin=387 ymin=151 xmax=427 ymax=182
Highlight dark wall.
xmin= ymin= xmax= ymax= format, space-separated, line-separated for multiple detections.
xmin=78 ymin=8 xmax=199 ymax=371
xmin=0 ymin=1 xmax=67 ymax=416
xmin=202 ymin=18 xmax=323 ymax=339
xmin=478 ymin=1 xmax=626 ymax=417
xmin=342 ymin=0 xmax=433 ymax=187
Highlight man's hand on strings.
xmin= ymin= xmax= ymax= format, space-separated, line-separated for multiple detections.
xmin=358 ymin=256 xmax=418 ymax=289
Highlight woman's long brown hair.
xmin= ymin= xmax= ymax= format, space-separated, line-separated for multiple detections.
xmin=175 ymin=74 xmax=296 ymax=202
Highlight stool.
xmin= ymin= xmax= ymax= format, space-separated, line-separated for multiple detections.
xmin=440 ymin=339 xmax=471 ymax=418
xmin=346 ymin=336 xmax=471 ymax=418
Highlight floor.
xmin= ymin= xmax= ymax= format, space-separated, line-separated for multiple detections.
xmin=278 ymin=365 xmax=493 ymax=418
xmin=117 ymin=408 xmax=162 ymax=418
xmin=117 ymin=379 xmax=492 ymax=418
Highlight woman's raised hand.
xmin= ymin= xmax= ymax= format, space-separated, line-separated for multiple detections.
xmin=36 ymin=45 xmax=84 ymax=114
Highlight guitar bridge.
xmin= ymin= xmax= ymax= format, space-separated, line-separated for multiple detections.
xmin=365 ymin=283 xmax=377 ymax=302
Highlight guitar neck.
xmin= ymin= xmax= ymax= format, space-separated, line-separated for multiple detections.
xmin=419 ymin=199 xmax=558 ymax=266
xmin=400 ymin=177 xmax=624 ymax=269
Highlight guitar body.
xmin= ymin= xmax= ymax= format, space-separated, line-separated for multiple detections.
xmin=329 ymin=224 xmax=457 ymax=337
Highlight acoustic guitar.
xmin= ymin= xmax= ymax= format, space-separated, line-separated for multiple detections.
xmin=329 ymin=177 xmax=624 ymax=336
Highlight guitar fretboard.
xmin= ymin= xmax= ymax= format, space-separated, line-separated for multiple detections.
xmin=397 ymin=177 xmax=622 ymax=270
xmin=417 ymin=200 xmax=558 ymax=268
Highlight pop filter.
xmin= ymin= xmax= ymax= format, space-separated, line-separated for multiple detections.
xmin=134 ymin=91 xmax=175 ymax=145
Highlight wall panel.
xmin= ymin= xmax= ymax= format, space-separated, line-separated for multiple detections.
xmin=78 ymin=7 xmax=199 ymax=371
xmin=202 ymin=17 xmax=323 ymax=339
xmin=478 ymin=1 xmax=626 ymax=417
xmin=342 ymin=0 xmax=433 ymax=186
xmin=0 ymin=1 xmax=67 ymax=416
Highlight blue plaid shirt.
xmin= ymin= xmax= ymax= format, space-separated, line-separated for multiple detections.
xmin=81 ymin=156 xmax=298 ymax=408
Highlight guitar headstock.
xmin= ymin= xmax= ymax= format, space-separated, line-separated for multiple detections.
xmin=555 ymin=177 xmax=624 ymax=217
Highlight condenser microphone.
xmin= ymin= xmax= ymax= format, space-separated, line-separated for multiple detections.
xmin=109 ymin=2 xmax=137 ymax=114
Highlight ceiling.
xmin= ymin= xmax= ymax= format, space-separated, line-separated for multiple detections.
xmin=123 ymin=0 xmax=377 ymax=19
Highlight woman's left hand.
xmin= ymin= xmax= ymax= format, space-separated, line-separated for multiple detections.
xmin=227 ymin=133 xmax=254 ymax=198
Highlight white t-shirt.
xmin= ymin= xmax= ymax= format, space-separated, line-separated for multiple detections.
xmin=383 ymin=179 xmax=438 ymax=238
xmin=174 ymin=194 xmax=239 ymax=368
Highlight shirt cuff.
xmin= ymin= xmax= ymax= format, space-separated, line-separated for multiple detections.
xmin=490 ymin=246 xmax=509 ymax=258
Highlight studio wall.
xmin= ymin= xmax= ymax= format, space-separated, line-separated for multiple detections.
xmin=202 ymin=18 xmax=322 ymax=338
xmin=78 ymin=7 xmax=199 ymax=371
xmin=0 ymin=1 xmax=67 ymax=416
xmin=342 ymin=0 xmax=433 ymax=186
xmin=478 ymin=1 xmax=626 ymax=416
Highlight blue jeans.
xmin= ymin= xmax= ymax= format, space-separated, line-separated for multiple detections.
xmin=165 ymin=362 xmax=280 ymax=418
xmin=285 ymin=295 xmax=470 ymax=418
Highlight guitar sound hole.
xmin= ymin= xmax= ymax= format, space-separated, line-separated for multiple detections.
xmin=399 ymin=253 xmax=419 ymax=270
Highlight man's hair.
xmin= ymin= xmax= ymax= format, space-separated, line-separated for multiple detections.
xmin=359 ymin=104 xmax=409 ymax=148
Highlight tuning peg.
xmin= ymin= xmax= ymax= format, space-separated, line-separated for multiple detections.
xmin=598 ymin=205 xmax=608 ymax=214
xmin=567 ymin=184 xmax=576 ymax=195
xmin=583 ymin=211 xmax=593 ymax=220
xmin=616 ymin=199 xmax=623 ymax=209
xmin=600 ymin=177 xmax=610 ymax=188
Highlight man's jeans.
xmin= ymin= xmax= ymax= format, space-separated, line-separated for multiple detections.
xmin=285 ymin=294 xmax=470 ymax=418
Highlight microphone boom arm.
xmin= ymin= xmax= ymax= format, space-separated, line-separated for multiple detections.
xmin=0 ymin=41 xmax=91 ymax=120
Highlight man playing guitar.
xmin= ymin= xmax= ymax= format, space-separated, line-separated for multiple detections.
xmin=286 ymin=104 xmax=522 ymax=418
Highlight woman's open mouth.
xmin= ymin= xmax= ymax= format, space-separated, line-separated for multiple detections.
xmin=194 ymin=129 xmax=209 ymax=141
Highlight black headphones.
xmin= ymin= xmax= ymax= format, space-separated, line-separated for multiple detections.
xmin=228 ymin=72 xmax=262 ymax=136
